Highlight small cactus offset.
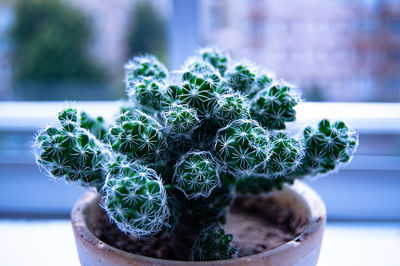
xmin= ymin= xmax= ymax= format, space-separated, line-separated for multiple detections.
xmin=103 ymin=161 xmax=170 ymax=237
xmin=33 ymin=47 xmax=358 ymax=261
xmin=34 ymin=108 xmax=110 ymax=188
xmin=225 ymin=63 xmax=256 ymax=94
xmin=191 ymin=227 xmax=238 ymax=261
xmin=127 ymin=77 xmax=167 ymax=111
xmin=197 ymin=46 xmax=230 ymax=76
xmin=124 ymin=55 xmax=168 ymax=84
xmin=174 ymin=151 xmax=220 ymax=199
xmin=250 ymin=82 xmax=300 ymax=130
xmin=109 ymin=109 xmax=167 ymax=165
xmin=294 ymin=119 xmax=358 ymax=177
xmin=213 ymin=119 xmax=271 ymax=175
xmin=163 ymin=104 xmax=200 ymax=136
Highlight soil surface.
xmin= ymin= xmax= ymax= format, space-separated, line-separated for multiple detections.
xmin=91 ymin=195 xmax=309 ymax=261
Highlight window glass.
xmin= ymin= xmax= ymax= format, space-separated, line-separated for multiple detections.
xmin=200 ymin=0 xmax=400 ymax=102
xmin=0 ymin=0 xmax=170 ymax=101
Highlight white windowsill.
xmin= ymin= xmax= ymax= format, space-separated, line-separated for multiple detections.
xmin=0 ymin=220 xmax=399 ymax=266
xmin=0 ymin=101 xmax=399 ymax=133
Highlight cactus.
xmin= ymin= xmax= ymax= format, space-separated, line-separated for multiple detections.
xmin=197 ymin=46 xmax=230 ymax=76
xmin=293 ymin=119 xmax=358 ymax=177
xmin=216 ymin=92 xmax=250 ymax=126
xmin=109 ymin=109 xmax=167 ymax=165
xmin=163 ymin=104 xmax=200 ymax=136
xmin=33 ymin=47 xmax=358 ymax=261
xmin=265 ymin=131 xmax=304 ymax=178
xmin=191 ymin=227 xmax=238 ymax=261
xmin=127 ymin=77 xmax=167 ymax=111
xmin=213 ymin=119 xmax=271 ymax=175
xmin=124 ymin=54 xmax=168 ymax=85
xmin=250 ymin=81 xmax=300 ymax=130
xmin=34 ymin=108 xmax=110 ymax=188
xmin=103 ymin=161 xmax=170 ymax=237
xmin=174 ymin=151 xmax=220 ymax=199
xmin=225 ymin=63 xmax=256 ymax=93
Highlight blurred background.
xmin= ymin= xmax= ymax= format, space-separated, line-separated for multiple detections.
xmin=0 ymin=0 xmax=399 ymax=221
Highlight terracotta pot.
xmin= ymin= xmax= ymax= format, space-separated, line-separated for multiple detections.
xmin=71 ymin=181 xmax=326 ymax=266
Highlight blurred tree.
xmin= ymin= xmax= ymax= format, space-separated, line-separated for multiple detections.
xmin=127 ymin=1 xmax=167 ymax=63
xmin=10 ymin=0 xmax=104 ymax=83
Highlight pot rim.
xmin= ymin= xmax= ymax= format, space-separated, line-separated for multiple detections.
xmin=71 ymin=180 xmax=326 ymax=265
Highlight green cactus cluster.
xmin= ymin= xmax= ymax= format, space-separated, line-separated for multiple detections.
xmin=109 ymin=109 xmax=167 ymax=165
xmin=34 ymin=47 xmax=358 ymax=261
xmin=103 ymin=161 xmax=170 ymax=237
xmin=174 ymin=151 xmax=220 ymax=199
xmin=124 ymin=55 xmax=168 ymax=83
xmin=191 ymin=227 xmax=238 ymax=261
xmin=214 ymin=119 xmax=271 ymax=175
xmin=198 ymin=47 xmax=230 ymax=76
xmin=34 ymin=108 xmax=110 ymax=188
xmin=294 ymin=119 xmax=358 ymax=177
xmin=250 ymin=82 xmax=300 ymax=130
xmin=163 ymin=104 xmax=200 ymax=136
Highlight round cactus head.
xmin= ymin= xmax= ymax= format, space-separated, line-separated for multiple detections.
xmin=197 ymin=46 xmax=230 ymax=76
xmin=295 ymin=119 xmax=358 ymax=177
xmin=191 ymin=227 xmax=238 ymax=261
xmin=264 ymin=131 xmax=304 ymax=178
xmin=174 ymin=151 xmax=220 ymax=199
xmin=103 ymin=162 xmax=170 ymax=237
xmin=34 ymin=108 xmax=110 ymax=188
xmin=124 ymin=54 xmax=168 ymax=85
xmin=216 ymin=92 xmax=250 ymax=126
xmin=214 ymin=119 xmax=271 ymax=176
xmin=225 ymin=63 xmax=256 ymax=93
xmin=109 ymin=109 xmax=167 ymax=164
xmin=250 ymin=81 xmax=300 ymax=130
xmin=163 ymin=104 xmax=200 ymax=136
xmin=127 ymin=77 xmax=167 ymax=111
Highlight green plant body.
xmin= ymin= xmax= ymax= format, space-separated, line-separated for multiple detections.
xmin=34 ymin=47 xmax=358 ymax=261
xmin=191 ymin=227 xmax=238 ymax=261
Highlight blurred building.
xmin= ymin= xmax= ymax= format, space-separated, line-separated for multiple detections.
xmin=201 ymin=0 xmax=400 ymax=101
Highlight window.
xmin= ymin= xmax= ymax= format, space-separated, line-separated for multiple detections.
xmin=0 ymin=0 xmax=399 ymax=223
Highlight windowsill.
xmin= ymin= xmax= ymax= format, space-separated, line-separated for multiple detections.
xmin=0 ymin=220 xmax=399 ymax=266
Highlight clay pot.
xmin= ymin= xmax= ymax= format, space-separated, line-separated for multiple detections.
xmin=71 ymin=181 xmax=326 ymax=266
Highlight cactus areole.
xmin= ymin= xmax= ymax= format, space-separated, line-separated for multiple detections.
xmin=34 ymin=47 xmax=358 ymax=262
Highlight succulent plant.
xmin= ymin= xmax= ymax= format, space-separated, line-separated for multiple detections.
xmin=109 ymin=109 xmax=167 ymax=165
xmin=173 ymin=151 xmax=220 ymax=199
xmin=197 ymin=46 xmax=230 ymax=76
xmin=34 ymin=108 xmax=110 ymax=188
xmin=103 ymin=161 xmax=170 ymax=237
xmin=163 ymin=104 xmax=200 ymax=136
xmin=191 ymin=227 xmax=238 ymax=261
xmin=127 ymin=77 xmax=167 ymax=111
xmin=225 ymin=63 xmax=256 ymax=94
xmin=124 ymin=55 xmax=168 ymax=84
xmin=214 ymin=119 xmax=271 ymax=176
xmin=293 ymin=119 xmax=358 ymax=177
xmin=34 ymin=47 xmax=358 ymax=261
xmin=250 ymin=81 xmax=300 ymax=130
